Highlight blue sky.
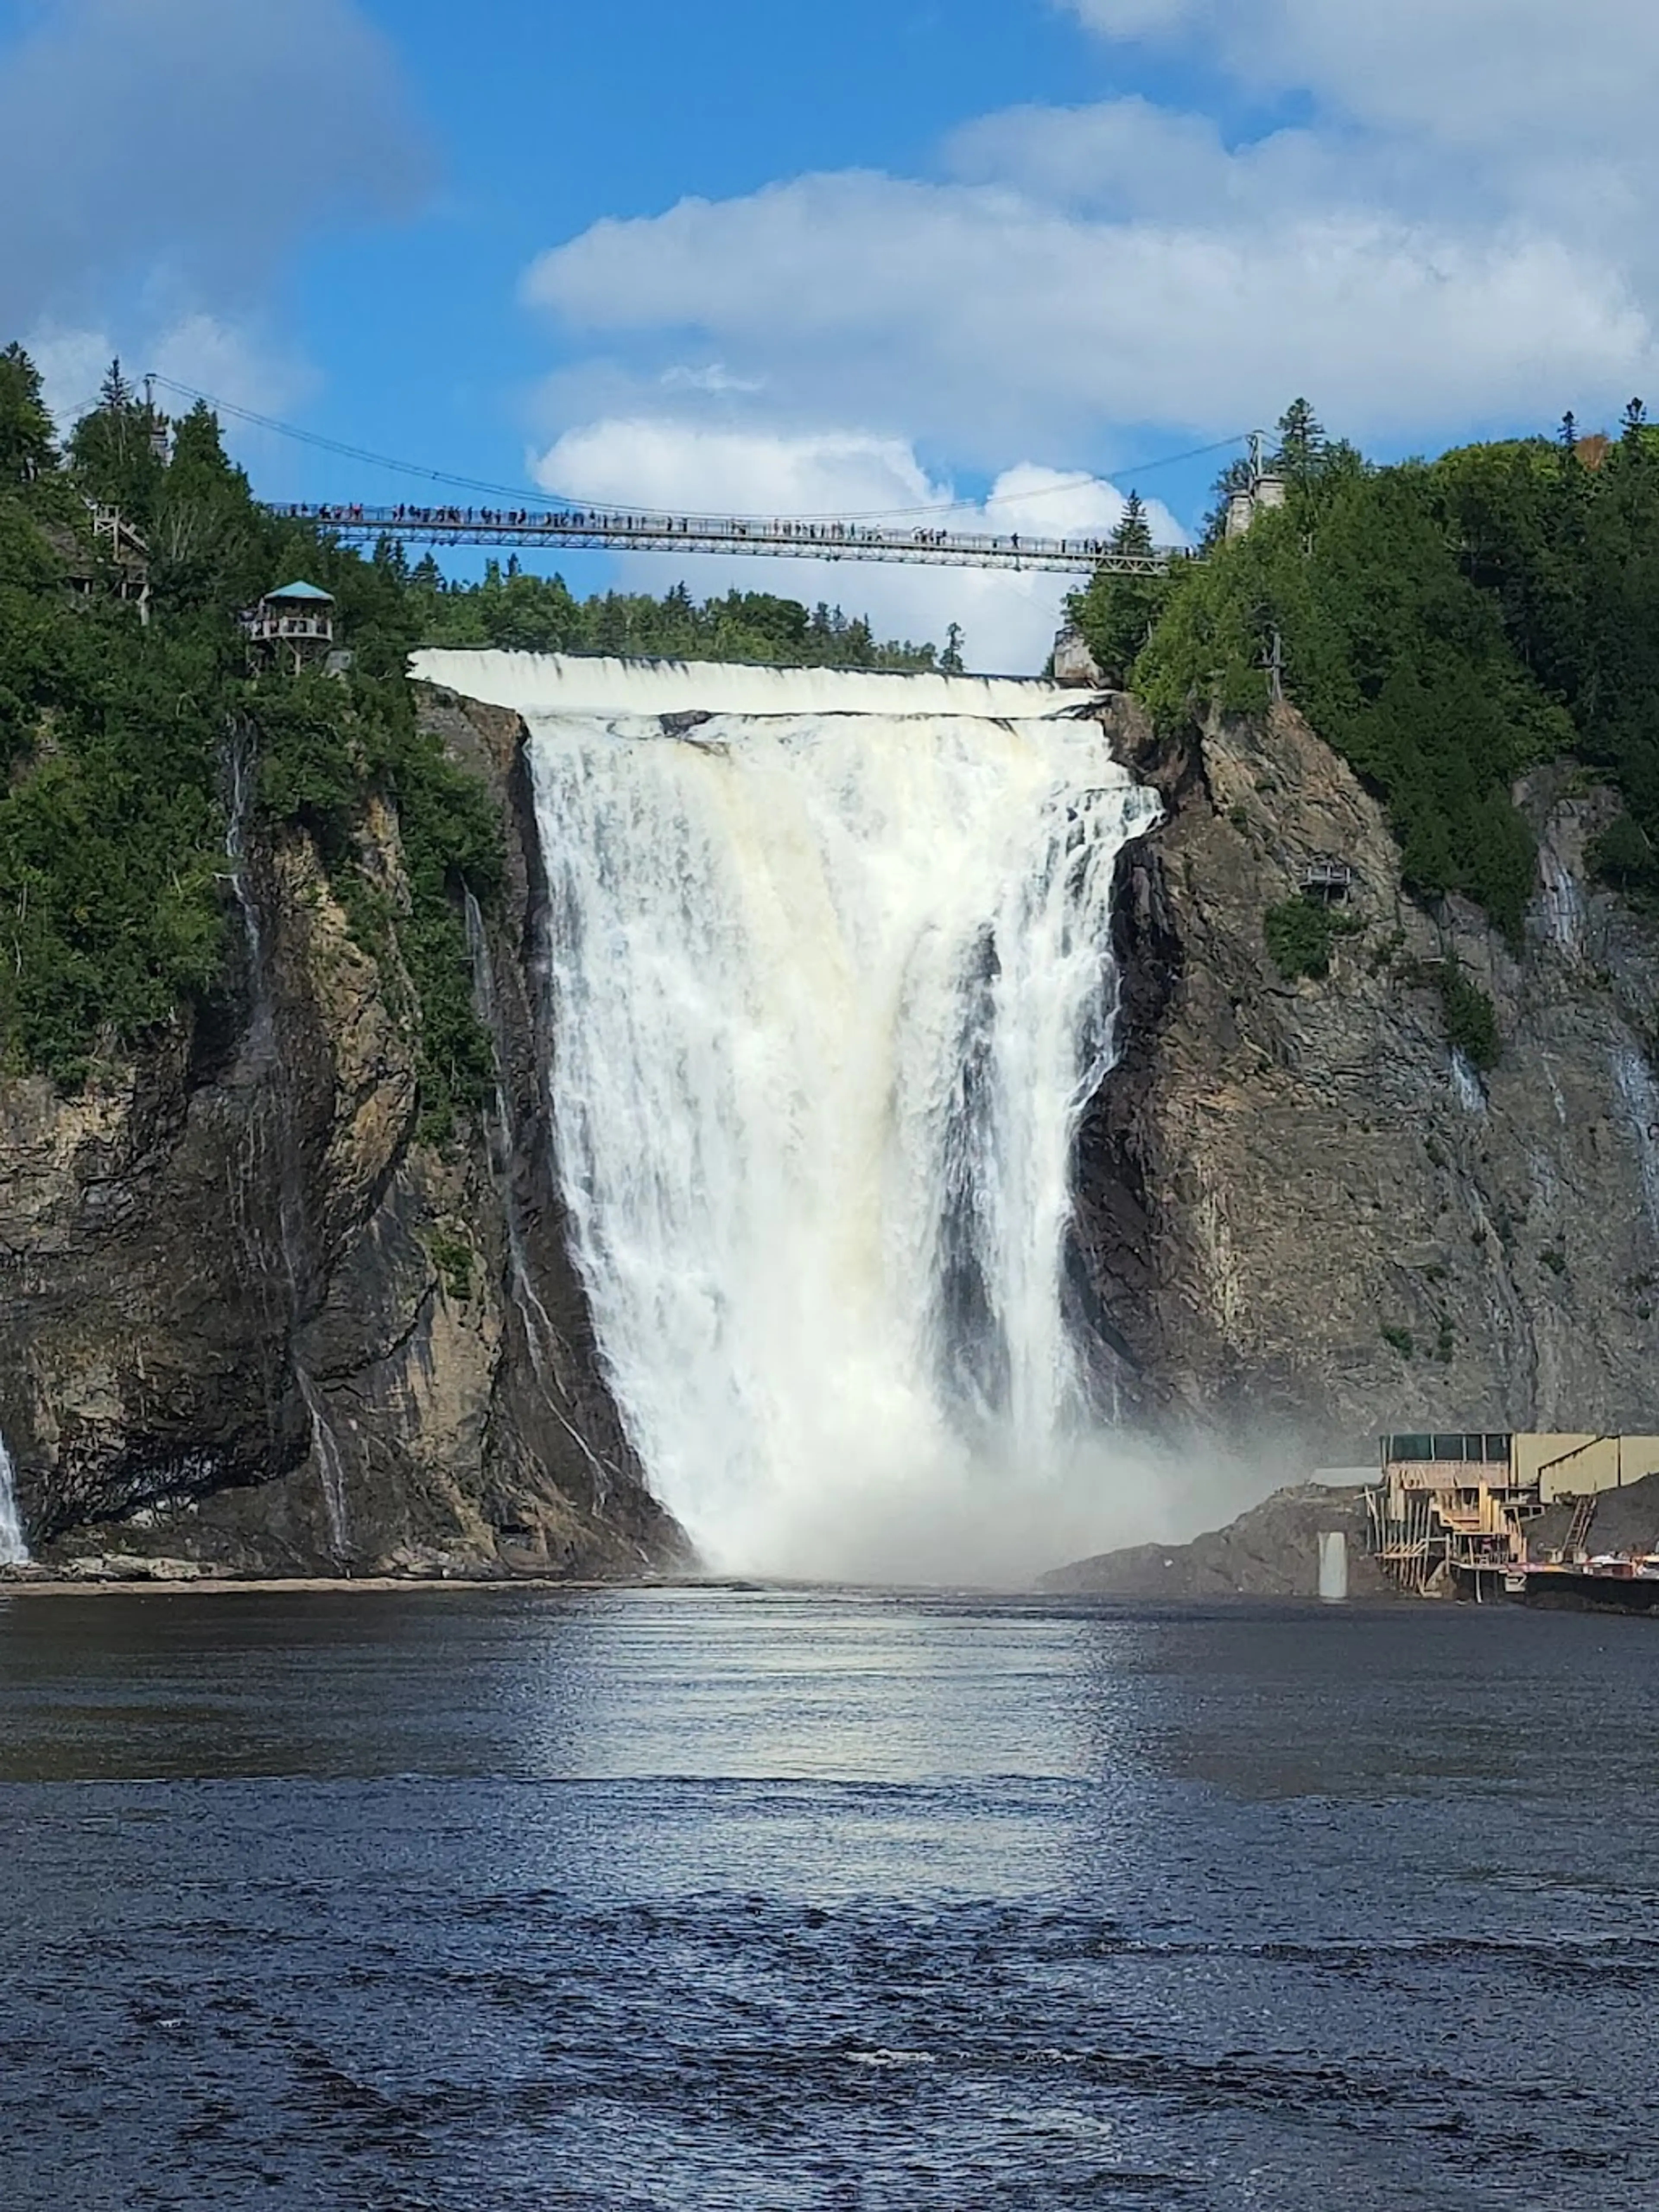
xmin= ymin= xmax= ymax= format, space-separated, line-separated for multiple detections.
xmin=3 ymin=0 xmax=1656 ymax=668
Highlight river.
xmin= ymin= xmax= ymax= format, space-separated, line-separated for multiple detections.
xmin=2 ymin=1588 xmax=1656 ymax=2209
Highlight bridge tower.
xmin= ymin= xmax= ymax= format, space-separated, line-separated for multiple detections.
xmin=1226 ymin=432 xmax=1288 ymax=540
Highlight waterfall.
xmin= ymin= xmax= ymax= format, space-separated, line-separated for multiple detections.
xmin=222 ymin=717 xmax=352 ymax=1563
xmin=414 ymin=653 xmax=1158 ymax=1576
xmin=1450 ymin=1050 xmax=1486 ymax=1115
xmin=1612 ymin=1046 xmax=1659 ymax=1241
xmin=224 ymin=718 xmax=274 ymax=1065
xmin=0 ymin=1438 xmax=28 ymax=1566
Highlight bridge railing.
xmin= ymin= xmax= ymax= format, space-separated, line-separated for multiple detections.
xmin=258 ymin=501 xmax=1187 ymax=577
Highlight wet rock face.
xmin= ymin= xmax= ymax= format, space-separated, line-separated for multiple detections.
xmin=0 ymin=691 xmax=686 ymax=1579
xmin=1077 ymin=699 xmax=1659 ymax=1461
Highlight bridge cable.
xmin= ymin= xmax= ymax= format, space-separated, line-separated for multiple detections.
xmin=146 ymin=374 xmax=1247 ymax=530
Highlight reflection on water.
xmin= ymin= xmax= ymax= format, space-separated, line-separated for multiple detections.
xmin=2 ymin=1588 xmax=1657 ymax=2208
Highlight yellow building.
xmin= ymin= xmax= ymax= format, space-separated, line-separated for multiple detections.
xmin=1368 ymin=1432 xmax=1659 ymax=1593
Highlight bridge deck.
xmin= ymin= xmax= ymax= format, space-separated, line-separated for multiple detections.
xmin=263 ymin=503 xmax=1182 ymax=577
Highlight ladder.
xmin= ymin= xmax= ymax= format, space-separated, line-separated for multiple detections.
xmin=1565 ymin=1495 xmax=1598 ymax=1556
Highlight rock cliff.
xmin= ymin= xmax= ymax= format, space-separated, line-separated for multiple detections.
xmin=1040 ymin=1481 xmax=1389 ymax=1601
xmin=0 ymin=686 xmax=685 ymax=1579
xmin=10 ymin=665 xmax=1659 ymax=1579
xmin=1077 ymin=696 xmax=1659 ymax=1461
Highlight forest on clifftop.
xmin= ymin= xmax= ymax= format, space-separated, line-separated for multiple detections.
xmin=9 ymin=333 xmax=1659 ymax=1115
xmin=0 ymin=344 xmax=945 ymax=1102
xmin=1072 ymin=400 xmax=1659 ymax=950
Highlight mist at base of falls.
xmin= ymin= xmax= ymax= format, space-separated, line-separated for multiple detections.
xmin=417 ymin=653 xmax=1170 ymax=1580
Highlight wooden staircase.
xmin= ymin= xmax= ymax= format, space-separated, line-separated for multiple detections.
xmin=1565 ymin=1495 xmax=1599 ymax=1556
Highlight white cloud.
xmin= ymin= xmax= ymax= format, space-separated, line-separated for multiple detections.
xmin=25 ymin=325 xmax=118 ymax=430
xmin=521 ymin=0 xmax=1659 ymax=487
xmin=1061 ymin=0 xmax=1659 ymax=165
xmin=536 ymin=420 xmax=938 ymax=519
xmin=660 ymin=363 xmax=768 ymax=397
xmin=516 ymin=0 xmax=1659 ymax=636
xmin=530 ymin=419 xmax=1183 ymax=674
xmin=526 ymin=175 xmax=1653 ymax=455
xmin=0 ymin=0 xmax=428 ymax=428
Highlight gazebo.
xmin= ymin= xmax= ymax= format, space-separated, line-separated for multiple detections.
xmin=241 ymin=580 xmax=336 ymax=673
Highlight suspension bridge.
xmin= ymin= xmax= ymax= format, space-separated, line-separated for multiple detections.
xmin=257 ymin=500 xmax=1184 ymax=576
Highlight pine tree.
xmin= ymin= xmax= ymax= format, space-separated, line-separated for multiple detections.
xmin=0 ymin=344 xmax=55 ymax=487
xmin=1112 ymin=490 xmax=1155 ymax=559
xmin=70 ymin=359 xmax=164 ymax=525
xmin=1273 ymin=398 xmax=1328 ymax=487
xmin=151 ymin=401 xmax=260 ymax=609
xmin=1066 ymin=492 xmax=1169 ymax=685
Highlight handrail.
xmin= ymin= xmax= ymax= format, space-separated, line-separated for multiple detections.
xmin=259 ymin=501 xmax=1195 ymax=578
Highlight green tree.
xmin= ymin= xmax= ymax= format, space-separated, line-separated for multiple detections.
xmin=68 ymin=360 xmax=167 ymax=526
xmin=1067 ymin=493 xmax=1170 ymax=685
xmin=0 ymin=344 xmax=54 ymax=488
xmin=1264 ymin=895 xmax=1335 ymax=980
xmin=150 ymin=402 xmax=263 ymax=612
xmin=1272 ymin=398 xmax=1327 ymax=486
xmin=1131 ymin=411 xmax=1560 ymax=941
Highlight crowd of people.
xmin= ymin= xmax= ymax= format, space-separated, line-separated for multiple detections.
xmin=276 ymin=501 xmax=1145 ymax=563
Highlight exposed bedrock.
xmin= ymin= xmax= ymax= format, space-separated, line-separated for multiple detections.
xmin=0 ymin=687 xmax=685 ymax=1579
xmin=9 ymin=664 xmax=1659 ymax=1578
xmin=1077 ymin=695 xmax=1659 ymax=1460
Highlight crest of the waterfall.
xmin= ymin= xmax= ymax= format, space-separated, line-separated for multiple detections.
xmin=0 ymin=1438 xmax=29 ymax=1566
xmin=416 ymin=653 xmax=1159 ymax=1579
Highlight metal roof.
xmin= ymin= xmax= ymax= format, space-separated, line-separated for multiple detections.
xmin=265 ymin=579 xmax=335 ymax=603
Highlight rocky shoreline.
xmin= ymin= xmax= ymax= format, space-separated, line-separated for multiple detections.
xmin=1041 ymin=1481 xmax=1395 ymax=1601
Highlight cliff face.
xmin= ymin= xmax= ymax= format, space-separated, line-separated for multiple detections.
xmin=1077 ymin=697 xmax=1659 ymax=1460
xmin=13 ymin=668 xmax=1657 ymax=1574
xmin=0 ymin=687 xmax=684 ymax=1579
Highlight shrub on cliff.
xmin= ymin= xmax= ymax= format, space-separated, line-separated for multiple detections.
xmin=1437 ymin=962 xmax=1501 ymax=1071
xmin=1264 ymin=896 xmax=1336 ymax=981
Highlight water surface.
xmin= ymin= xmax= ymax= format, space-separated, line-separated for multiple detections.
xmin=2 ymin=1588 xmax=1655 ymax=2209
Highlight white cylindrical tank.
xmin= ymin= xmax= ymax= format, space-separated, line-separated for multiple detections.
xmin=1318 ymin=1531 xmax=1349 ymax=1603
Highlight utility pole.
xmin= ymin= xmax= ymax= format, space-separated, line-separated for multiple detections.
xmin=1261 ymin=625 xmax=1284 ymax=704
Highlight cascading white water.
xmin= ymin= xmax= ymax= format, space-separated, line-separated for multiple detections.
xmin=415 ymin=652 xmax=1160 ymax=1577
xmin=0 ymin=1437 xmax=29 ymax=1566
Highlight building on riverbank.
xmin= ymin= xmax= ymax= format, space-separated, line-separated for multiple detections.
xmin=1367 ymin=1432 xmax=1659 ymax=1595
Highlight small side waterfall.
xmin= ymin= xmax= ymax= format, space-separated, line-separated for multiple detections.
xmin=222 ymin=719 xmax=352 ymax=1562
xmin=1450 ymin=1050 xmax=1486 ymax=1115
xmin=416 ymin=653 xmax=1158 ymax=1577
xmin=0 ymin=1438 xmax=29 ymax=1566
xmin=1612 ymin=1046 xmax=1659 ymax=1241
